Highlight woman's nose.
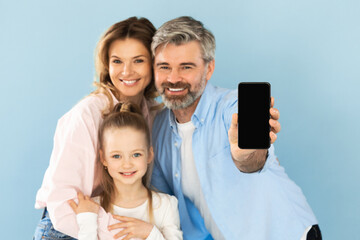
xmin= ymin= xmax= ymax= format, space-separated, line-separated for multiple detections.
xmin=120 ymin=62 xmax=133 ymax=76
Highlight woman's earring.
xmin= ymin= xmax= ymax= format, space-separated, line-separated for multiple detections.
xmin=104 ymin=166 xmax=107 ymax=170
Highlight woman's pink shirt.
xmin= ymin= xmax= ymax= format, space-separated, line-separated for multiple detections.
xmin=35 ymin=91 xmax=158 ymax=239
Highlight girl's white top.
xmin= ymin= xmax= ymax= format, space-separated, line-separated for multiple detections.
xmin=77 ymin=192 xmax=183 ymax=240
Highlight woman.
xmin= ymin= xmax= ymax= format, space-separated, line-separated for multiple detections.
xmin=34 ymin=17 xmax=162 ymax=239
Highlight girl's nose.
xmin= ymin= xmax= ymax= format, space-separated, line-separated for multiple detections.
xmin=122 ymin=157 xmax=133 ymax=168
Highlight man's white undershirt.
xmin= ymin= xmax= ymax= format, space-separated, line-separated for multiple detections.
xmin=177 ymin=121 xmax=225 ymax=240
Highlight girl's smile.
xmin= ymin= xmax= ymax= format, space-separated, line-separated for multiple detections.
xmin=119 ymin=171 xmax=137 ymax=177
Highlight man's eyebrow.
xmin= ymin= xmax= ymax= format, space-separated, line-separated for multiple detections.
xmin=180 ymin=62 xmax=197 ymax=67
xmin=156 ymin=62 xmax=197 ymax=67
xmin=156 ymin=62 xmax=169 ymax=66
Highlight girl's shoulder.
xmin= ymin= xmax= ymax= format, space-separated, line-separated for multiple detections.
xmin=151 ymin=191 xmax=178 ymax=209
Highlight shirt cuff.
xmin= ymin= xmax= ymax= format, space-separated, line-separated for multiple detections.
xmin=146 ymin=225 xmax=163 ymax=240
xmin=77 ymin=212 xmax=98 ymax=225
xmin=76 ymin=212 xmax=98 ymax=240
xmin=258 ymin=144 xmax=276 ymax=173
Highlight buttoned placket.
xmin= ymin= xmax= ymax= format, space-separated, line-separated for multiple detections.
xmin=170 ymin=122 xmax=182 ymax=187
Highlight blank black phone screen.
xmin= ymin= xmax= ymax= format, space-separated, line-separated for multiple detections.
xmin=238 ymin=82 xmax=270 ymax=149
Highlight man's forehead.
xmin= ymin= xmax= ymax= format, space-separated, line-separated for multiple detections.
xmin=154 ymin=41 xmax=202 ymax=62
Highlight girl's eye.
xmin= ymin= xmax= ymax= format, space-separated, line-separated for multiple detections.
xmin=113 ymin=59 xmax=121 ymax=64
xmin=133 ymin=153 xmax=141 ymax=158
xmin=112 ymin=154 xmax=121 ymax=159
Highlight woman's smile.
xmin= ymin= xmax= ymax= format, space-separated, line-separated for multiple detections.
xmin=120 ymin=78 xmax=141 ymax=86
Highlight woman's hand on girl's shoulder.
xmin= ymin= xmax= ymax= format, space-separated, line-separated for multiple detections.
xmin=68 ymin=191 xmax=100 ymax=214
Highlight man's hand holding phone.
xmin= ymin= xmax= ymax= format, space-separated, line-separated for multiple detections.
xmin=228 ymin=94 xmax=281 ymax=173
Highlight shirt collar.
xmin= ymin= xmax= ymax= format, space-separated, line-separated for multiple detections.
xmin=168 ymin=108 xmax=178 ymax=132
xmin=191 ymin=83 xmax=215 ymax=127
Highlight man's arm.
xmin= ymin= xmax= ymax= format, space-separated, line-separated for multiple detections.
xmin=228 ymin=97 xmax=281 ymax=173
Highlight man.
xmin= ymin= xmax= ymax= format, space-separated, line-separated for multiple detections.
xmin=151 ymin=16 xmax=321 ymax=240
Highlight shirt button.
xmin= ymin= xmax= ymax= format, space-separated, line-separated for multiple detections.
xmin=175 ymin=173 xmax=179 ymax=178
xmin=174 ymin=142 xmax=178 ymax=147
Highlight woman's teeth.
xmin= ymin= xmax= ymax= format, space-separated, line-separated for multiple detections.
xmin=122 ymin=79 xmax=137 ymax=84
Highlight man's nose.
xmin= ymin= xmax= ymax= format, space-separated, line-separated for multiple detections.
xmin=167 ymin=68 xmax=181 ymax=83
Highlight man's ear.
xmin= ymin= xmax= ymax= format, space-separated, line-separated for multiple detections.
xmin=147 ymin=146 xmax=154 ymax=164
xmin=205 ymin=59 xmax=215 ymax=81
xmin=99 ymin=149 xmax=108 ymax=166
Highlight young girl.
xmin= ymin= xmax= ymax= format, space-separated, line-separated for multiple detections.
xmin=69 ymin=102 xmax=183 ymax=240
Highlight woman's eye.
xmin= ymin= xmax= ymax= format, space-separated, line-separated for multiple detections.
xmin=133 ymin=153 xmax=141 ymax=158
xmin=112 ymin=154 xmax=121 ymax=159
xmin=113 ymin=59 xmax=121 ymax=64
xmin=134 ymin=59 xmax=144 ymax=63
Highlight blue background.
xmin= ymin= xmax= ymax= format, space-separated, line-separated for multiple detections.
xmin=1 ymin=0 xmax=359 ymax=239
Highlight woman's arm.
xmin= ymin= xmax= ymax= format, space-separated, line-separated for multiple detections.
xmin=69 ymin=192 xmax=100 ymax=240
xmin=35 ymin=97 xmax=119 ymax=239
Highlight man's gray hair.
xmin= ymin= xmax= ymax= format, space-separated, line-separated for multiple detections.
xmin=152 ymin=16 xmax=216 ymax=63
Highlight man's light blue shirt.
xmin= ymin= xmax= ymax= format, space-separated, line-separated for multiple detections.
xmin=151 ymin=83 xmax=317 ymax=240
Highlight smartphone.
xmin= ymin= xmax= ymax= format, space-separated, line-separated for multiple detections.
xmin=238 ymin=82 xmax=271 ymax=149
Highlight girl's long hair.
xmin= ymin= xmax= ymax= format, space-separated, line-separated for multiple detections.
xmin=98 ymin=102 xmax=154 ymax=223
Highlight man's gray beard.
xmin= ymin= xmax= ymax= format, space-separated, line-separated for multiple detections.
xmin=161 ymin=76 xmax=206 ymax=110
